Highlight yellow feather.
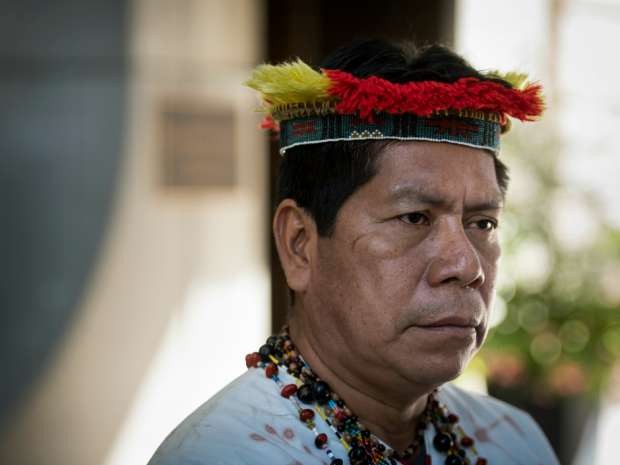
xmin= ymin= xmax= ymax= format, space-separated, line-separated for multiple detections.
xmin=245 ymin=58 xmax=332 ymax=108
xmin=485 ymin=70 xmax=531 ymax=90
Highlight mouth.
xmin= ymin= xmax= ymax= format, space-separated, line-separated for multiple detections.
xmin=415 ymin=325 xmax=476 ymax=339
xmin=420 ymin=316 xmax=480 ymax=327
xmin=412 ymin=317 xmax=480 ymax=339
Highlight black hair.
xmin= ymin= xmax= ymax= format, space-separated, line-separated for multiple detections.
xmin=277 ymin=38 xmax=510 ymax=237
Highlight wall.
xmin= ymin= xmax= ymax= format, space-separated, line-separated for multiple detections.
xmin=0 ymin=1 xmax=269 ymax=465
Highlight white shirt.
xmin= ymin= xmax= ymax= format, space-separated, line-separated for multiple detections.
xmin=148 ymin=365 xmax=559 ymax=465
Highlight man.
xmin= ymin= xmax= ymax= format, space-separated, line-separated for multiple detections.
xmin=149 ymin=39 xmax=557 ymax=465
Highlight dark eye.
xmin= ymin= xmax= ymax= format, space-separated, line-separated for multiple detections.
xmin=472 ymin=219 xmax=498 ymax=231
xmin=399 ymin=212 xmax=429 ymax=225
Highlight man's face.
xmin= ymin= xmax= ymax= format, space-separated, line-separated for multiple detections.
xmin=306 ymin=141 xmax=503 ymax=388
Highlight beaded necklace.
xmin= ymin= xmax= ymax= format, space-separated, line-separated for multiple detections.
xmin=245 ymin=327 xmax=488 ymax=465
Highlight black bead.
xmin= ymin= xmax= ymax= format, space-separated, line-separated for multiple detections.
xmin=305 ymin=370 xmax=318 ymax=380
xmin=312 ymin=380 xmax=331 ymax=405
xmin=445 ymin=454 xmax=463 ymax=465
xmin=336 ymin=400 xmax=345 ymax=407
xmin=348 ymin=446 xmax=368 ymax=464
xmin=266 ymin=336 xmax=278 ymax=347
xmin=274 ymin=348 xmax=284 ymax=358
xmin=457 ymin=449 xmax=466 ymax=457
xmin=361 ymin=429 xmax=371 ymax=438
xmin=258 ymin=344 xmax=272 ymax=361
xmin=330 ymin=460 xmax=344 ymax=465
xmin=433 ymin=432 xmax=453 ymax=452
xmin=314 ymin=433 xmax=328 ymax=448
xmin=377 ymin=443 xmax=386 ymax=452
xmin=296 ymin=383 xmax=314 ymax=404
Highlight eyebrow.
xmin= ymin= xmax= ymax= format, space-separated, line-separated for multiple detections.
xmin=388 ymin=185 xmax=504 ymax=212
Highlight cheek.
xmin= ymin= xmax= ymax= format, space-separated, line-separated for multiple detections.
xmin=314 ymin=233 xmax=420 ymax=335
xmin=348 ymin=232 xmax=428 ymax=311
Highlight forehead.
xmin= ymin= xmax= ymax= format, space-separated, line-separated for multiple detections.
xmin=370 ymin=141 xmax=502 ymax=202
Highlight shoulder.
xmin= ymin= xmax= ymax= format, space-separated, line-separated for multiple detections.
xmin=437 ymin=383 xmax=560 ymax=465
xmin=147 ymin=368 xmax=330 ymax=465
xmin=147 ymin=369 xmax=255 ymax=465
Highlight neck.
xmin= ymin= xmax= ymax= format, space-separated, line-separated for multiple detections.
xmin=288 ymin=317 xmax=434 ymax=452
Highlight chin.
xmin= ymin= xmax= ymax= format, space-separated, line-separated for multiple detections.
xmin=403 ymin=352 xmax=474 ymax=387
xmin=432 ymin=362 xmax=468 ymax=384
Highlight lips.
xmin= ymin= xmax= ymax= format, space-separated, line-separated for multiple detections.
xmin=416 ymin=316 xmax=480 ymax=328
xmin=409 ymin=315 xmax=481 ymax=341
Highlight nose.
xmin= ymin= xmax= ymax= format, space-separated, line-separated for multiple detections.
xmin=425 ymin=219 xmax=485 ymax=289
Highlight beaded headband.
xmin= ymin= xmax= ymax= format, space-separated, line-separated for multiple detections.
xmin=245 ymin=59 xmax=544 ymax=155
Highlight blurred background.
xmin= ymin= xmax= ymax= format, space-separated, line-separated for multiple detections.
xmin=1 ymin=0 xmax=618 ymax=464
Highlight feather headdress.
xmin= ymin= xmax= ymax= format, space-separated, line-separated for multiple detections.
xmin=245 ymin=58 xmax=544 ymax=154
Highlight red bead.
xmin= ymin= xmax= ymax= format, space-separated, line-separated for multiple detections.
xmin=265 ymin=363 xmax=278 ymax=378
xmin=476 ymin=459 xmax=487 ymax=465
xmin=460 ymin=436 xmax=474 ymax=447
xmin=447 ymin=413 xmax=459 ymax=423
xmin=245 ymin=352 xmax=261 ymax=368
xmin=299 ymin=409 xmax=315 ymax=422
xmin=280 ymin=384 xmax=298 ymax=398
xmin=315 ymin=432 xmax=328 ymax=448
xmin=335 ymin=410 xmax=348 ymax=422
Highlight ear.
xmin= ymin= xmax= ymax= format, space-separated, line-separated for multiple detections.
xmin=272 ymin=199 xmax=317 ymax=294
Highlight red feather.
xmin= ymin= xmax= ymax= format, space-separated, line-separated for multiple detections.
xmin=260 ymin=115 xmax=280 ymax=132
xmin=324 ymin=69 xmax=544 ymax=122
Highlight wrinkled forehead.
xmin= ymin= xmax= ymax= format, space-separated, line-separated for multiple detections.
xmin=371 ymin=141 xmax=503 ymax=205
